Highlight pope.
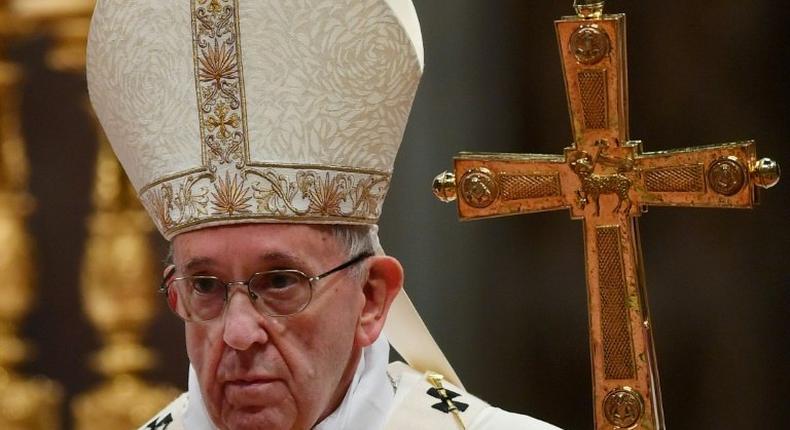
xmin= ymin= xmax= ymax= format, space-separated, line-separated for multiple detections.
xmin=86 ymin=0 xmax=562 ymax=429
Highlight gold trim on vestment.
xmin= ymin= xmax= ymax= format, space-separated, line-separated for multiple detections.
xmin=192 ymin=0 xmax=250 ymax=169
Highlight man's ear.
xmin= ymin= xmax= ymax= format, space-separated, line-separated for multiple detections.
xmin=163 ymin=264 xmax=176 ymax=279
xmin=356 ymin=256 xmax=403 ymax=348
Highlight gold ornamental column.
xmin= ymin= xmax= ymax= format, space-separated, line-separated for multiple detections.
xmin=0 ymin=1 xmax=63 ymax=429
xmin=73 ymin=135 xmax=180 ymax=429
xmin=12 ymin=1 xmax=180 ymax=428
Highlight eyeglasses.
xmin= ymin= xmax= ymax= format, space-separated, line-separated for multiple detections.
xmin=159 ymin=252 xmax=373 ymax=322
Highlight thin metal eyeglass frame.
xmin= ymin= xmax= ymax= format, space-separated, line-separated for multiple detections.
xmin=159 ymin=252 xmax=374 ymax=320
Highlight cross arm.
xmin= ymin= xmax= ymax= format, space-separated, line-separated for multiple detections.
xmin=432 ymin=151 xmax=573 ymax=220
xmin=632 ymin=141 xmax=780 ymax=209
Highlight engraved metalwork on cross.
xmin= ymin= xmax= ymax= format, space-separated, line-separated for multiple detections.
xmin=432 ymin=1 xmax=780 ymax=429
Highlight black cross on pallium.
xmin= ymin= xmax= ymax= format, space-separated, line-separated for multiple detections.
xmin=145 ymin=413 xmax=173 ymax=430
xmin=427 ymin=387 xmax=469 ymax=414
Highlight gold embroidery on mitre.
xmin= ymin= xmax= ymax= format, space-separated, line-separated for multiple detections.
xmin=140 ymin=167 xmax=390 ymax=238
xmin=192 ymin=0 xmax=249 ymax=168
xmin=211 ymin=172 xmax=253 ymax=215
xmin=248 ymin=169 xmax=390 ymax=218
xmin=144 ymin=173 xmax=213 ymax=231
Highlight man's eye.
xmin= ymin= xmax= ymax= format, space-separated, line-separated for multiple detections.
xmin=191 ymin=277 xmax=222 ymax=294
xmin=260 ymin=272 xmax=302 ymax=290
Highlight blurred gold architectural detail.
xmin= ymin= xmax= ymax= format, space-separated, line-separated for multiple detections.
xmin=12 ymin=0 xmax=93 ymax=71
xmin=14 ymin=0 xmax=180 ymax=428
xmin=74 ymin=138 xmax=179 ymax=429
xmin=0 ymin=1 xmax=63 ymax=429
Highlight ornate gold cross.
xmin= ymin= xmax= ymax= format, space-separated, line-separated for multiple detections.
xmin=432 ymin=2 xmax=780 ymax=429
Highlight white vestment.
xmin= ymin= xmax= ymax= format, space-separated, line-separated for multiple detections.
xmin=138 ymin=336 xmax=561 ymax=430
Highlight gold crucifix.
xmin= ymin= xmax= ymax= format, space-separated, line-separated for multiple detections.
xmin=432 ymin=1 xmax=780 ymax=429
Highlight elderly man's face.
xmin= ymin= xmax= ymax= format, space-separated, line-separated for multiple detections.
xmin=172 ymin=224 xmax=392 ymax=430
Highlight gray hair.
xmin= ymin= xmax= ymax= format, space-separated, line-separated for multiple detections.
xmin=326 ymin=224 xmax=380 ymax=257
xmin=164 ymin=224 xmax=383 ymax=269
xmin=322 ymin=224 xmax=382 ymax=279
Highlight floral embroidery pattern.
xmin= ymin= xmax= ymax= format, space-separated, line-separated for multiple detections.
xmin=248 ymin=170 xmax=388 ymax=218
xmin=143 ymin=175 xmax=211 ymax=231
xmin=290 ymin=172 xmax=389 ymax=218
xmin=142 ymin=167 xmax=389 ymax=237
xmin=249 ymin=168 xmax=389 ymax=219
xmin=298 ymin=172 xmax=351 ymax=217
xmin=146 ymin=187 xmax=173 ymax=230
xmin=193 ymin=0 xmax=247 ymax=168
xmin=250 ymin=171 xmax=301 ymax=216
xmin=211 ymin=172 xmax=252 ymax=215
xmin=171 ymin=176 xmax=210 ymax=225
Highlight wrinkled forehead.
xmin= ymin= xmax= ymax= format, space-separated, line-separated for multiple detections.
xmin=171 ymin=223 xmax=345 ymax=270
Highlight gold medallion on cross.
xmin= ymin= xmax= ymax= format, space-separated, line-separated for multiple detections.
xmin=432 ymin=1 xmax=780 ymax=429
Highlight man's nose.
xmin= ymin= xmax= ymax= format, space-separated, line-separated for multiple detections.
xmin=222 ymin=285 xmax=269 ymax=350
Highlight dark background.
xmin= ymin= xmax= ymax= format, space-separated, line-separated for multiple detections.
xmin=14 ymin=1 xmax=788 ymax=429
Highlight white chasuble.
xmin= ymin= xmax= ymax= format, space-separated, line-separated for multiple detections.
xmin=139 ymin=335 xmax=561 ymax=430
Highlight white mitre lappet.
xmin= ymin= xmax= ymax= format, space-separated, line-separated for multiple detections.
xmin=87 ymin=0 xmax=560 ymax=429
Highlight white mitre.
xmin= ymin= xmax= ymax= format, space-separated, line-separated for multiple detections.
xmin=87 ymin=0 xmax=423 ymax=240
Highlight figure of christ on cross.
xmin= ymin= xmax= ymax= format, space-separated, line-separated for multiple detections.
xmin=433 ymin=2 xmax=780 ymax=429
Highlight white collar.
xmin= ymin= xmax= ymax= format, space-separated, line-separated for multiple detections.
xmin=184 ymin=335 xmax=393 ymax=430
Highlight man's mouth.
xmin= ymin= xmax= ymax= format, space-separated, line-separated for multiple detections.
xmin=223 ymin=377 xmax=284 ymax=405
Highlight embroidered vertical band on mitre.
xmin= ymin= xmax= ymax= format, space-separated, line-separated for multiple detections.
xmin=88 ymin=0 xmax=423 ymax=239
